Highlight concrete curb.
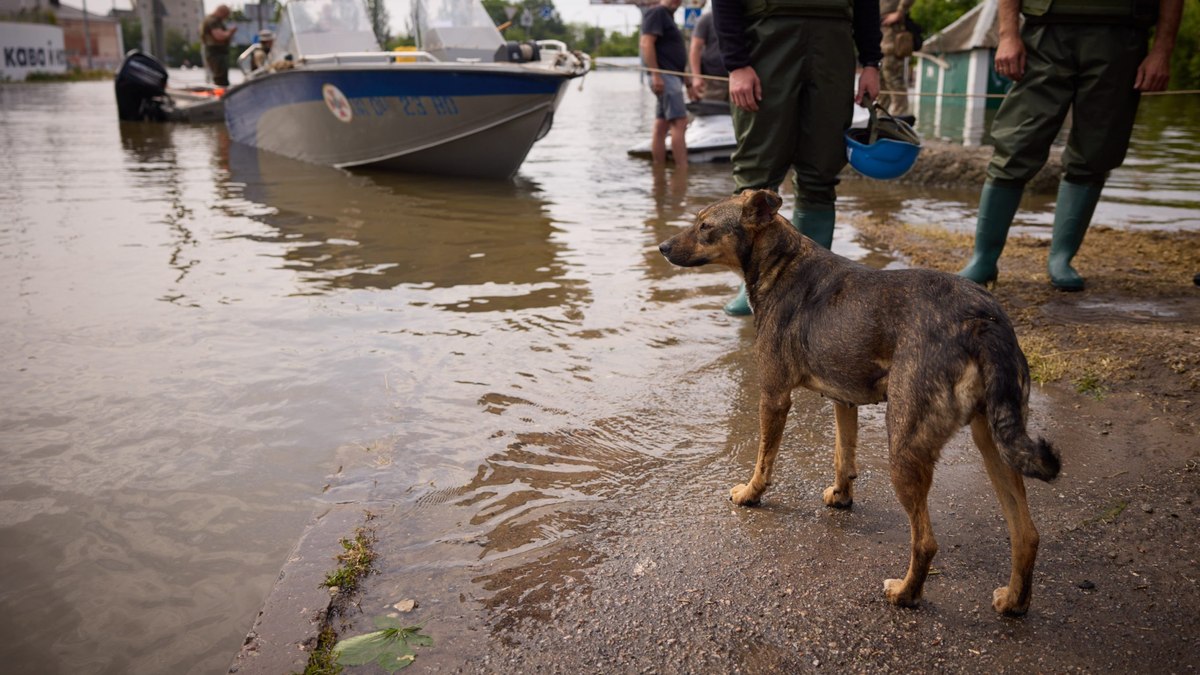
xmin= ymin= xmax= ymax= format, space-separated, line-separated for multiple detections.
xmin=229 ymin=503 xmax=367 ymax=674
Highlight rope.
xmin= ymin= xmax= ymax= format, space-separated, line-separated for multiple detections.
xmin=592 ymin=61 xmax=1200 ymax=97
xmin=594 ymin=61 xmax=730 ymax=82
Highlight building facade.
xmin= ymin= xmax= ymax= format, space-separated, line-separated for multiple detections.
xmin=134 ymin=0 xmax=204 ymax=45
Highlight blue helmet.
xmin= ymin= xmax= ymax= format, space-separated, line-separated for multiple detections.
xmin=845 ymin=102 xmax=921 ymax=180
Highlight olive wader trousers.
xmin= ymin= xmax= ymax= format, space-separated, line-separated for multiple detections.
xmin=205 ymin=45 xmax=231 ymax=87
xmin=987 ymin=22 xmax=1148 ymax=188
xmin=731 ymin=16 xmax=856 ymax=208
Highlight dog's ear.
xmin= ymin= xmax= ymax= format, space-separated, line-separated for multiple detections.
xmin=742 ymin=190 xmax=783 ymax=228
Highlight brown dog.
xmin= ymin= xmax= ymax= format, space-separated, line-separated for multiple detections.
xmin=658 ymin=190 xmax=1060 ymax=615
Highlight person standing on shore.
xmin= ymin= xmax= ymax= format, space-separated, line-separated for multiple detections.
xmin=959 ymin=0 xmax=1182 ymax=292
xmin=690 ymin=9 xmax=730 ymax=103
xmin=201 ymin=4 xmax=238 ymax=87
xmin=710 ymin=0 xmax=881 ymax=315
xmin=640 ymin=0 xmax=693 ymax=169
xmin=878 ymin=0 xmax=914 ymax=118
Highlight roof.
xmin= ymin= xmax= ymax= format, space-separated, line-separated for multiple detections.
xmin=53 ymin=1 xmax=119 ymax=23
xmin=921 ymin=0 xmax=997 ymax=54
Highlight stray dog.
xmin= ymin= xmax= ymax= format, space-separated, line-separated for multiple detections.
xmin=658 ymin=190 xmax=1060 ymax=615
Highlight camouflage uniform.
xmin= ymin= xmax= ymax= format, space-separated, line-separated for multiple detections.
xmin=877 ymin=0 xmax=914 ymax=116
xmin=201 ymin=13 xmax=233 ymax=87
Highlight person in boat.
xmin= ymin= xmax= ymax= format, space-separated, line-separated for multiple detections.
xmin=710 ymin=0 xmax=882 ymax=315
xmin=689 ymin=8 xmax=729 ymax=103
xmin=958 ymin=0 xmax=1182 ymax=292
xmin=200 ymin=4 xmax=238 ymax=87
xmin=252 ymin=29 xmax=275 ymax=71
xmin=640 ymin=0 xmax=694 ymax=169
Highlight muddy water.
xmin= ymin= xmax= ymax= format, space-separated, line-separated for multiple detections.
xmin=0 ymin=71 xmax=1196 ymax=673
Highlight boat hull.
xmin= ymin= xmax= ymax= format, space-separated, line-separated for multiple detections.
xmin=223 ymin=66 xmax=573 ymax=178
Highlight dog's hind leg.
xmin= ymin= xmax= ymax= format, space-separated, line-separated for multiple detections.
xmin=883 ymin=395 xmax=955 ymax=608
xmin=971 ymin=414 xmax=1040 ymax=616
xmin=730 ymin=390 xmax=792 ymax=506
xmin=822 ymin=402 xmax=858 ymax=508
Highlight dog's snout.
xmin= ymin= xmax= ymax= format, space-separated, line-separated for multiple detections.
xmin=658 ymin=240 xmax=672 ymax=257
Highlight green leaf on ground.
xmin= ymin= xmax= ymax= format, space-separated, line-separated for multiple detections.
xmin=333 ymin=623 xmax=433 ymax=673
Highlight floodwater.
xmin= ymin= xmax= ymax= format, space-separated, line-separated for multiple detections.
xmin=0 ymin=68 xmax=1197 ymax=674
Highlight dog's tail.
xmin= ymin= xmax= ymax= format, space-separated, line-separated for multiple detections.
xmin=976 ymin=317 xmax=1061 ymax=482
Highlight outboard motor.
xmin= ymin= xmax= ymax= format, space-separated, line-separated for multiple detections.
xmin=115 ymin=50 xmax=169 ymax=121
xmin=494 ymin=41 xmax=541 ymax=64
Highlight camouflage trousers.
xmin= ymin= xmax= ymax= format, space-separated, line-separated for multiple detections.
xmin=877 ymin=54 xmax=909 ymax=116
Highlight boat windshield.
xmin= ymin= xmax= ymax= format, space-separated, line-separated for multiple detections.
xmin=417 ymin=0 xmax=504 ymax=62
xmin=277 ymin=0 xmax=381 ymax=58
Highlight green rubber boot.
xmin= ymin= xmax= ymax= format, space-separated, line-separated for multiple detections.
xmin=722 ymin=207 xmax=836 ymax=315
xmin=1048 ymin=180 xmax=1103 ymax=292
xmin=723 ymin=283 xmax=752 ymax=316
xmin=959 ymin=182 xmax=1024 ymax=285
xmin=794 ymin=207 xmax=835 ymax=250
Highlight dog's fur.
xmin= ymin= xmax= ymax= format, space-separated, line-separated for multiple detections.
xmin=659 ymin=190 xmax=1061 ymax=615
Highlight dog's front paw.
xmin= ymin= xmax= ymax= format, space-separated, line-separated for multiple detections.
xmin=822 ymin=485 xmax=853 ymax=509
xmin=992 ymin=586 xmax=1029 ymax=616
xmin=884 ymin=578 xmax=920 ymax=608
xmin=729 ymin=483 xmax=761 ymax=506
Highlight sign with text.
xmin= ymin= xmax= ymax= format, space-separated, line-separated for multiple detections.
xmin=589 ymin=0 xmax=659 ymax=6
xmin=0 ymin=22 xmax=67 ymax=81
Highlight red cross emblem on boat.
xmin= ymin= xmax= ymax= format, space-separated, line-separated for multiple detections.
xmin=322 ymin=84 xmax=354 ymax=123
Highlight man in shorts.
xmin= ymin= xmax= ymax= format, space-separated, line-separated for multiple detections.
xmin=641 ymin=0 xmax=693 ymax=168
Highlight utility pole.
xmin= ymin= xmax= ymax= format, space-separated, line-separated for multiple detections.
xmin=80 ymin=0 xmax=94 ymax=69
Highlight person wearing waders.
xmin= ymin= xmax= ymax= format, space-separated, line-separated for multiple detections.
xmin=711 ymin=0 xmax=882 ymax=315
xmin=959 ymin=0 xmax=1182 ymax=291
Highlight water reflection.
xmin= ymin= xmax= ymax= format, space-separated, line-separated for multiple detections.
xmin=217 ymin=140 xmax=580 ymax=314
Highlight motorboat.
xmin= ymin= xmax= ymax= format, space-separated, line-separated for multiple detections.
xmin=628 ymin=100 xmax=871 ymax=164
xmin=114 ymin=51 xmax=226 ymax=123
xmin=222 ymin=0 xmax=590 ymax=179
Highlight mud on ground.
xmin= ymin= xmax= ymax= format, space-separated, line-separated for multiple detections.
xmin=294 ymin=223 xmax=1199 ymax=674
xmin=853 ymin=218 xmax=1200 ymax=431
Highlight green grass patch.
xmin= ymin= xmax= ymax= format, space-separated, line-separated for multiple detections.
xmin=1093 ymin=499 xmax=1128 ymax=524
xmin=323 ymin=527 xmax=377 ymax=592
xmin=297 ymin=625 xmax=344 ymax=675
xmin=1074 ymin=371 xmax=1107 ymax=399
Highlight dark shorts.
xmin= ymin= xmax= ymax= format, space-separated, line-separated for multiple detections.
xmin=655 ymin=74 xmax=688 ymax=121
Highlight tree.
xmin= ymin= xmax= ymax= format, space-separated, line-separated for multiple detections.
xmin=366 ymin=0 xmax=391 ymax=47
xmin=120 ymin=17 xmax=142 ymax=52
xmin=165 ymin=28 xmax=201 ymax=67
xmin=910 ymin=0 xmax=979 ymax=35
xmin=1166 ymin=0 xmax=1200 ymax=90
xmin=481 ymin=0 xmax=572 ymax=43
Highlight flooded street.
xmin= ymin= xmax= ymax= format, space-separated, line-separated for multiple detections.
xmin=1 ymin=70 xmax=1197 ymax=674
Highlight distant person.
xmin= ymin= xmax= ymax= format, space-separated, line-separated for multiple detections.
xmin=640 ymin=0 xmax=693 ymax=168
xmin=711 ymin=0 xmax=881 ymax=315
xmin=689 ymin=9 xmax=729 ymax=103
xmin=252 ymin=29 xmax=275 ymax=70
xmin=959 ymin=0 xmax=1182 ymax=291
xmin=200 ymin=4 xmax=238 ymax=86
xmin=878 ymin=0 xmax=914 ymax=119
